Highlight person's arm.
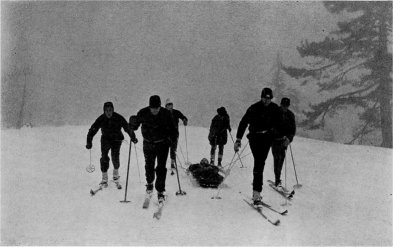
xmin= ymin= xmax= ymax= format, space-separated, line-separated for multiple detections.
xmin=86 ymin=116 xmax=103 ymax=149
xmin=121 ymin=115 xmax=137 ymax=143
xmin=287 ymin=111 xmax=296 ymax=142
xmin=236 ymin=108 xmax=251 ymax=140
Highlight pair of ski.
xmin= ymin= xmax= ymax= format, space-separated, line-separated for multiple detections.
xmin=90 ymin=180 xmax=122 ymax=196
xmin=143 ymin=192 xmax=165 ymax=220
xmin=243 ymin=198 xmax=287 ymax=226
xmin=267 ymin=180 xmax=295 ymax=200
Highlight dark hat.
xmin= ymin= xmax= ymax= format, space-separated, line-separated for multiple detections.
xmin=149 ymin=95 xmax=161 ymax=108
xmin=103 ymin=101 xmax=114 ymax=110
xmin=281 ymin=97 xmax=290 ymax=107
xmin=217 ymin=107 xmax=227 ymax=116
xmin=261 ymin=87 xmax=273 ymax=99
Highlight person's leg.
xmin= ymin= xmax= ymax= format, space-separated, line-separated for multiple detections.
xmin=111 ymin=141 xmax=122 ymax=180
xmin=272 ymin=141 xmax=286 ymax=186
xmin=210 ymin=145 xmax=216 ymax=165
xmin=249 ymin=137 xmax=271 ymax=193
xmin=155 ymin=142 xmax=170 ymax=195
xmin=218 ymin=145 xmax=224 ymax=166
xmin=170 ymin=138 xmax=178 ymax=168
xmin=143 ymin=141 xmax=156 ymax=192
xmin=100 ymin=141 xmax=111 ymax=185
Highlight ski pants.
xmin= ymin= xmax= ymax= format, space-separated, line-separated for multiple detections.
xmin=210 ymin=144 xmax=224 ymax=162
xmin=271 ymin=139 xmax=287 ymax=184
xmin=143 ymin=140 xmax=170 ymax=193
xmin=169 ymin=137 xmax=178 ymax=161
xmin=100 ymin=140 xmax=122 ymax=173
xmin=248 ymin=134 xmax=272 ymax=192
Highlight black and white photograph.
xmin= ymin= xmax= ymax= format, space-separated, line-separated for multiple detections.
xmin=1 ymin=1 xmax=392 ymax=245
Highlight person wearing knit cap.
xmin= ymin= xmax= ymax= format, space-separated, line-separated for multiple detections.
xmin=208 ymin=106 xmax=231 ymax=167
xmin=271 ymin=97 xmax=296 ymax=189
xmin=129 ymin=95 xmax=177 ymax=203
xmin=234 ymin=87 xmax=281 ymax=206
xmin=86 ymin=102 xmax=138 ymax=187
xmin=165 ymin=98 xmax=188 ymax=171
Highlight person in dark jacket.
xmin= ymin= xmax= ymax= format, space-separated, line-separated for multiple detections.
xmin=129 ymin=95 xmax=177 ymax=203
xmin=86 ymin=102 xmax=138 ymax=187
xmin=272 ymin=97 xmax=296 ymax=188
xmin=165 ymin=98 xmax=188 ymax=169
xmin=234 ymin=88 xmax=280 ymax=206
xmin=208 ymin=107 xmax=231 ymax=167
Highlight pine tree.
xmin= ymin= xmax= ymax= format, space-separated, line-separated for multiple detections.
xmin=283 ymin=2 xmax=392 ymax=148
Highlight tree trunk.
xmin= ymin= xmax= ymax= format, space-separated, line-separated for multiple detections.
xmin=378 ymin=9 xmax=392 ymax=148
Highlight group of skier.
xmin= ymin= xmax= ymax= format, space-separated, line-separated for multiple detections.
xmin=86 ymin=87 xmax=296 ymax=206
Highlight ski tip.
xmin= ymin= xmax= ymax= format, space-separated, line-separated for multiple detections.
xmin=273 ymin=220 xmax=280 ymax=226
xmin=281 ymin=210 xmax=288 ymax=215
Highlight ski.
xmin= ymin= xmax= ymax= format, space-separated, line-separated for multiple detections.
xmin=153 ymin=201 xmax=164 ymax=220
xmin=267 ymin=180 xmax=295 ymax=200
xmin=112 ymin=180 xmax=122 ymax=190
xmin=243 ymin=199 xmax=280 ymax=226
xmin=260 ymin=201 xmax=288 ymax=215
xmin=142 ymin=192 xmax=153 ymax=209
xmin=244 ymin=196 xmax=288 ymax=215
xmin=90 ymin=185 xmax=103 ymax=196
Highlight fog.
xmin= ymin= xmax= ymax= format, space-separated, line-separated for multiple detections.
xmin=2 ymin=1 xmax=338 ymax=131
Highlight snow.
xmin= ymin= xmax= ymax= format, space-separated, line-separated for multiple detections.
xmin=1 ymin=125 xmax=392 ymax=245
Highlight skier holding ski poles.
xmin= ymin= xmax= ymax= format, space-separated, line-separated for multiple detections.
xmin=234 ymin=88 xmax=280 ymax=206
xmin=129 ymin=95 xmax=177 ymax=203
xmin=271 ymin=97 xmax=296 ymax=189
xmin=209 ymin=107 xmax=231 ymax=167
xmin=165 ymin=98 xmax=188 ymax=170
xmin=86 ymin=102 xmax=138 ymax=188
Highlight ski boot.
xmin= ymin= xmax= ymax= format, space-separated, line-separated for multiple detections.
xmin=113 ymin=169 xmax=120 ymax=181
xmin=146 ymin=183 xmax=154 ymax=194
xmin=252 ymin=190 xmax=263 ymax=207
xmin=100 ymin=172 xmax=108 ymax=188
xmin=157 ymin=191 xmax=166 ymax=203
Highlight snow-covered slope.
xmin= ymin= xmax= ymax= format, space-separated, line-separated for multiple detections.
xmin=1 ymin=125 xmax=392 ymax=245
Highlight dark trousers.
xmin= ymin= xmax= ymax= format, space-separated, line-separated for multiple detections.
xmin=210 ymin=144 xmax=224 ymax=161
xmin=248 ymin=135 xmax=272 ymax=192
xmin=143 ymin=140 xmax=170 ymax=193
xmin=100 ymin=140 xmax=122 ymax=172
xmin=272 ymin=140 xmax=287 ymax=184
xmin=169 ymin=137 xmax=178 ymax=160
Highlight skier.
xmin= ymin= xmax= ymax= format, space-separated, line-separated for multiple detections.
xmin=165 ymin=98 xmax=188 ymax=170
xmin=86 ymin=102 xmax=138 ymax=187
xmin=272 ymin=97 xmax=296 ymax=188
xmin=234 ymin=88 xmax=280 ymax=206
xmin=129 ymin=95 xmax=177 ymax=203
xmin=208 ymin=107 xmax=231 ymax=167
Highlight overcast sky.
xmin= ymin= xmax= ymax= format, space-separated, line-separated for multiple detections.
xmin=2 ymin=1 xmax=342 ymax=128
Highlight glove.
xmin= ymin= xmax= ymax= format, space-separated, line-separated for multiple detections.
xmin=131 ymin=137 xmax=138 ymax=144
xmin=283 ymin=136 xmax=290 ymax=147
xmin=86 ymin=142 xmax=92 ymax=149
xmin=234 ymin=140 xmax=241 ymax=152
xmin=183 ymin=119 xmax=188 ymax=126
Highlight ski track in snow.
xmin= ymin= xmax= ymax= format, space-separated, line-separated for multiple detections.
xmin=1 ymin=125 xmax=392 ymax=245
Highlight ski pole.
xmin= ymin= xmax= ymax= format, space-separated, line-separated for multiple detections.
xmin=289 ymin=144 xmax=302 ymax=189
xmin=211 ymin=152 xmax=237 ymax=199
xmin=178 ymin=143 xmax=187 ymax=165
xmin=229 ymin=132 xmax=245 ymax=168
xmin=86 ymin=149 xmax=95 ymax=173
xmin=184 ymin=125 xmax=189 ymax=164
xmin=174 ymin=159 xmax=186 ymax=196
xmin=134 ymin=144 xmax=141 ymax=183
xmin=120 ymin=139 xmax=132 ymax=203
